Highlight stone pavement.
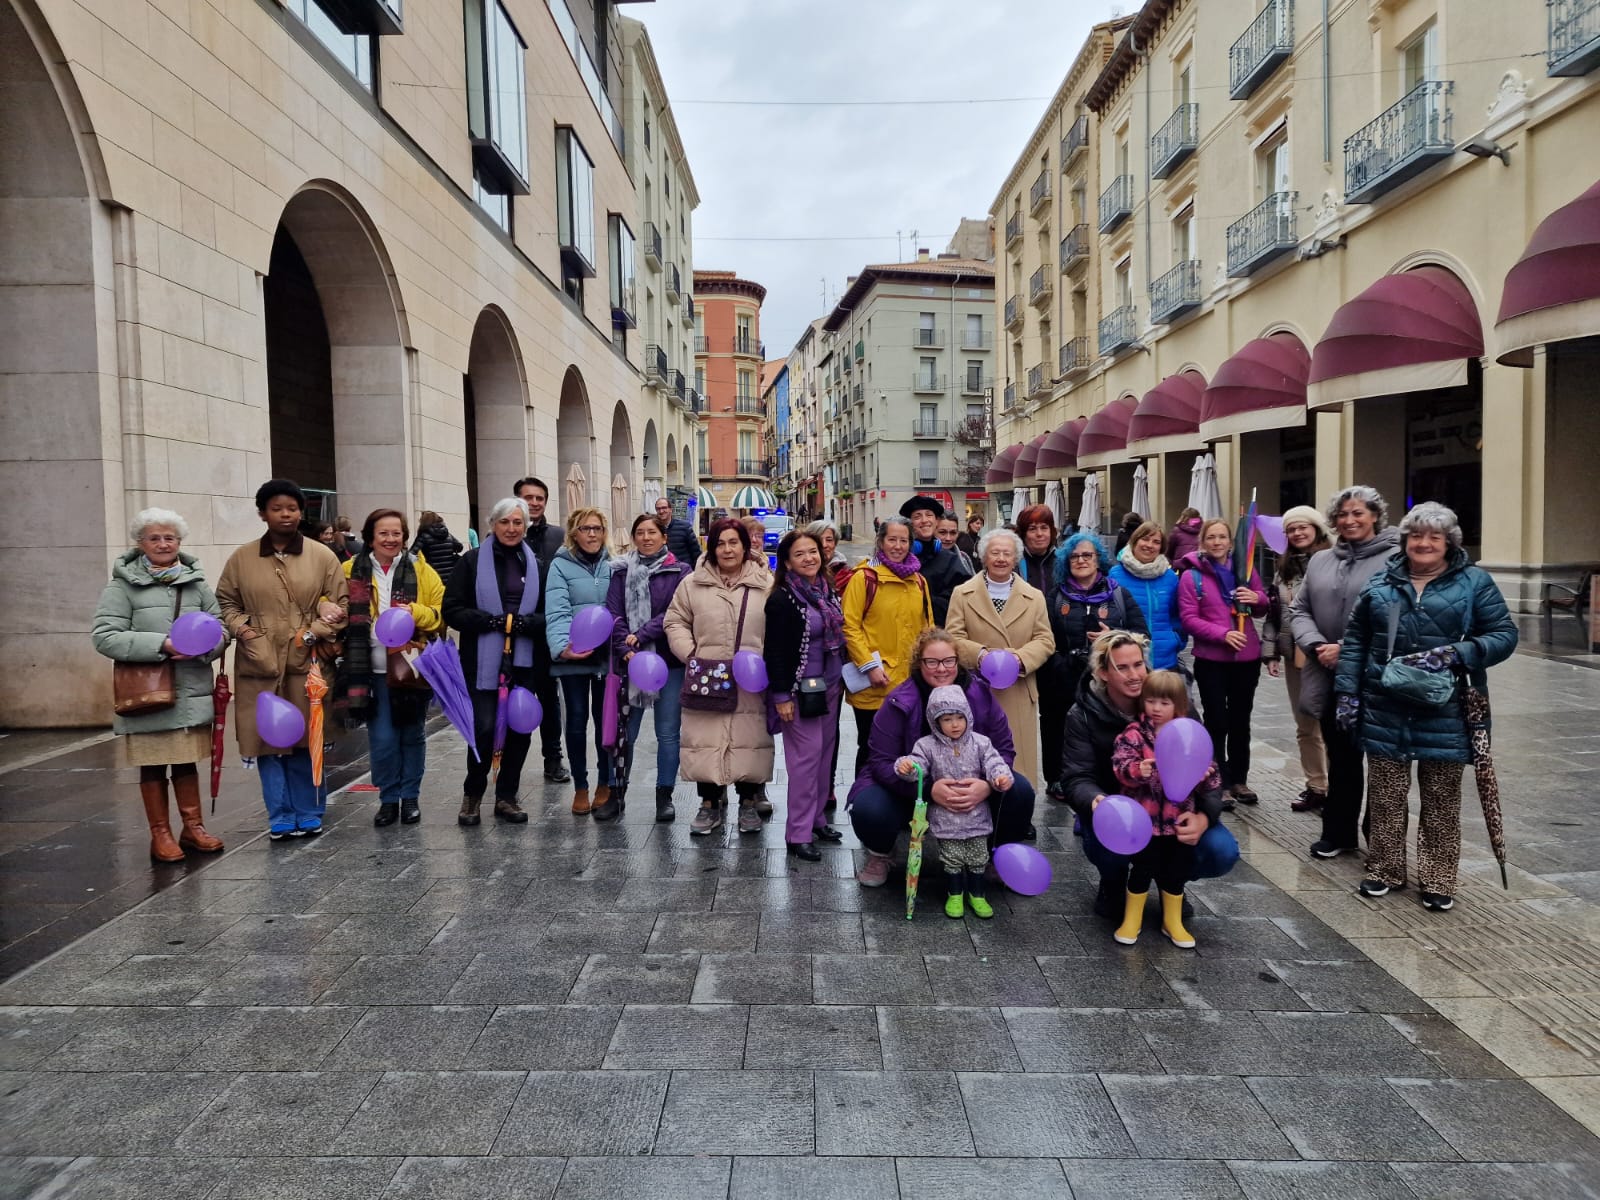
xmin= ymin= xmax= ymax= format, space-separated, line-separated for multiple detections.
xmin=2 ymin=651 xmax=1599 ymax=1199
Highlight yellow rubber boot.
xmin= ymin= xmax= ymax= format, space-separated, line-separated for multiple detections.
xmin=1113 ymin=888 xmax=1147 ymax=945
xmin=1161 ymin=890 xmax=1196 ymax=948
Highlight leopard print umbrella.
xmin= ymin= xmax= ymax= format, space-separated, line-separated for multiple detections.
xmin=1463 ymin=686 xmax=1508 ymax=889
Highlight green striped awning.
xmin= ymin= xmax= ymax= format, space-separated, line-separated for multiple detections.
xmin=694 ymin=487 xmax=718 ymax=508
xmin=729 ymin=485 xmax=775 ymax=509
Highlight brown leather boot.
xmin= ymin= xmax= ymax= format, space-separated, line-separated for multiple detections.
xmin=592 ymin=784 xmax=610 ymax=813
xmin=172 ymin=773 xmax=223 ymax=853
xmin=571 ymin=788 xmax=592 ymax=815
xmin=458 ymin=794 xmax=483 ymax=826
xmin=139 ymin=780 xmax=185 ymax=863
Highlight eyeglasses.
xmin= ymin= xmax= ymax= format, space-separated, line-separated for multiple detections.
xmin=1068 ymin=552 xmax=1098 ymax=561
xmin=576 ymin=525 xmax=605 ymax=535
xmin=920 ymin=656 xmax=958 ymax=670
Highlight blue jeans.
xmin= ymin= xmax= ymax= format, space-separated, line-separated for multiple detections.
xmin=850 ymin=775 xmax=1037 ymax=856
xmin=367 ymin=676 xmax=427 ymax=804
xmin=559 ymin=673 xmax=612 ymax=790
xmin=624 ymin=665 xmax=683 ymax=789
xmin=1082 ymin=817 xmax=1240 ymax=886
xmin=259 ymin=748 xmax=322 ymax=829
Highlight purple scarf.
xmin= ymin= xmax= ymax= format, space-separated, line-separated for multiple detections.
xmin=874 ymin=549 xmax=922 ymax=580
xmin=474 ymin=540 xmax=540 ymax=690
xmin=788 ymin=571 xmax=844 ymax=651
xmin=1064 ymin=571 xmax=1115 ymax=606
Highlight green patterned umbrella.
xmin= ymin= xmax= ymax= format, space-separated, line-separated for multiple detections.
xmin=906 ymin=764 xmax=928 ymax=920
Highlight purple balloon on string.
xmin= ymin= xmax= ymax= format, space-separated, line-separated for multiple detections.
xmin=373 ymin=607 xmax=416 ymax=649
xmin=1254 ymin=513 xmax=1288 ymax=555
xmin=568 ymin=605 xmax=614 ymax=655
xmin=628 ymin=650 xmax=669 ymax=693
xmin=507 ymin=686 xmax=542 ymax=734
xmin=992 ymin=842 xmax=1053 ymax=896
xmin=169 ymin=611 xmax=222 ymax=657
xmin=980 ymin=650 xmax=1020 ymax=690
xmin=1092 ymin=794 xmax=1153 ymax=855
xmin=1154 ymin=716 xmax=1214 ymax=805
xmin=256 ymin=692 xmax=306 ymax=749
xmin=732 ymin=650 xmax=768 ymax=692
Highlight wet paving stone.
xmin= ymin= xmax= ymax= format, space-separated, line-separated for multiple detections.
xmin=655 ymin=1069 xmax=814 ymax=1155
xmin=877 ymin=1005 xmax=1018 ymax=1072
xmin=692 ymin=953 xmax=813 ymax=1004
xmin=813 ymin=1070 xmax=973 ymax=1157
xmin=493 ymin=1071 xmax=668 ymax=1156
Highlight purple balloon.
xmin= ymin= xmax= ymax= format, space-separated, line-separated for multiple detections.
xmin=1154 ymin=717 xmax=1214 ymax=805
xmin=1093 ymin=794 xmax=1154 ymax=855
xmin=992 ymin=842 xmax=1053 ymax=896
xmin=507 ymin=686 xmax=542 ymax=734
xmin=256 ymin=692 xmax=305 ymax=749
xmin=628 ymin=650 xmax=669 ymax=693
xmin=980 ymin=650 xmax=1020 ymax=690
xmin=568 ymin=605 xmax=614 ymax=655
xmin=1254 ymin=513 xmax=1288 ymax=555
xmin=373 ymin=606 xmax=416 ymax=649
xmin=732 ymin=650 xmax=768 ymax=693
xmin=169 ymin=611 xmax=222 ymax=657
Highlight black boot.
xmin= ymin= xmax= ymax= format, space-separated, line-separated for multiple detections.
xmin=374 ymin=803 xmax=399 ymax=826
xmin=593 ymin=786 xmax=625 ymax=822
xmin=1093 ymin=875 xmax=1120 ymax=918
xmin=655 ymin=786 xmax=676 ymax=823
xmin=457 ymin=795 xmax=482 ymax=827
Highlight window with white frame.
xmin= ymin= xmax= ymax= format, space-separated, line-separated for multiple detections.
xmin=918 ymin=356 xmax=938 ymax=389
xmin=1402 ymin=22 xmax=1439 ymax=92
xmin=919 ymin=449 xmax=939 ymax=482
xmin=1115 ymin=258 xmax=1133 ymax=309
xmin=966 ymin=360 xmax=984 ymax=391
xmin=465 ymin=0 xmax=529 ymax=193
xmin=1172 ymin=203 xmax=1195 ymax=265
xmin=1256 ymin=124 xmax=1290 ymax=200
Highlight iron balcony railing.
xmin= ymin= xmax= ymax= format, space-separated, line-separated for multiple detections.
xmin=914 ymin=468 xmax=943 ymax=486
xmin=914 ymin=326 xmax=943 ymax=347
xmin=962 ymin=373 xmax=993 ymax=395
xmin=694 ymin=335 xmax=709 ymax=353
xmin=1059 ymin=223 xmax=1090 ymax=272
xmin=733 ymin=333 xmax=760 ymax=356
xmin=1029 ymin=265 xmax=1053 ymax=307
xmin=642 ymin=222 xmax=662 ymax=266
xmin=735 ymin=395 xmax=762 ymax=415
xmin=843 ymin=354 xmax=853 ymax=374
xmin=1227 ymin=191 xmax=1298 ymax=277
xmin=1150 ymin=259 xmax=1203 ymax=324
xmin=1030 ymin=168 xmax=1052 ymax=215
xmin=684 ymin=293 xmax=694 ymax=322
xmin=664 ymin=262 xmax=680 ymax=299
xmin=1002 ymin=382 xmax=1017 ymax=411
xmin=1027 ymin=364 xmax=1047 ymax=398
xmin=1549 ymin=0 xmax=1600 ymax=74
xmin=850 ymin=428 xmax=866 ymax=448
xmin=851 ymin=473 xmax=864 ymax=490
xmin=735 ymin=458 xmax=765 ymax=476
xmin=1098 ymin=174 xmax=1134 ymax=232
xmin=912 ymin=374 xmax=947 ymax=394
xmin=670 ymin=369 xmax=687 ymax=403
xmin=1150 ymin=103 xmax=1199 ymax=179
xmin=1061 ymin=114 xmax=1089 ymax=167
xmin=1344 ymin=80 xmax=1455 ymax=204
xmin=643 ymin=344 xmax=667 ymax=384
xmin=852 ymin=383 xmax=864 ymax=403
xmin=1059 ymin=336 xmax=1089 ymax=376
xmin=855 ymin=339 xmax=865 ymax=361
xmin=1230 ymin=0 xmax=1294 ymax=99
xmin=1004 ymin=295 xmax=1023 ymax=330
xmin=912 ymin=419 xmax=949 ymax=438
xmin=1098 ymin=304 xmax=1138 ymax=356
xmin=1005 ymin=211 xmax=1024 ymax=248
xmin=960 ymin=329 xmax=993 ymax=350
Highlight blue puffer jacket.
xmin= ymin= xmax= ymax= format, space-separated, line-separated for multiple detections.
xmin=1108 ymin=556 xmax=1183 ymax=669
xmin=545 ymin=546 xmax=615 ymax=677
xmin=1334 ymin=548 xmax=1518 ymax=762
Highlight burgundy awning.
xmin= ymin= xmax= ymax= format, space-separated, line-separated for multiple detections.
xmin=1127 ymin=369 xmax=1207 ymax=455
xmin=1010 ymin=432 xmax=1051 ymax=485
xmin=1200 ymin=331 xmax=1311 ymax=440
xmin=984 ymin=442 xmax=1024 ymax=486
xmin=1076 ymin=395 xmax=1140 ymax=468
xmin=1307 ymin=266 xmax=1484 ymax=408
xmin=1496 ymin=177 xmax=1600 ymax=366
xmin=1037 ymin=415 xmax=1089 ymax=474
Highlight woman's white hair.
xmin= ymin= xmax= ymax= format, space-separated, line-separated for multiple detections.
xmin=486 ymin=497 xmax=529 ymax=529
xmin=976 ymin=527 xmax=1024 ymax=566
xmin=804 ymin=519 xmax=839 ymax=541
xmin=1325 ymin=485 xmax=1388 ymax=530
xmin=129 ymin=507 xmax=190 ymax=544
xmin=1397 ymin=501 xmax=1463 ymax=549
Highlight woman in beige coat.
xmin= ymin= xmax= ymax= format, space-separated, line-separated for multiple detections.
xmin=216 ymin=479 xmax=348 ymax=839
xmin=943 ymin=527 xmax=1056 ymax=785
xmin=664 ymin=518 xmax=773 ymax=837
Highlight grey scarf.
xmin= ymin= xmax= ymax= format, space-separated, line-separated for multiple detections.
xmin=622 ymin=547 xmax=675 ymax=706
xmin=1116 ymin=544 xmax=1171 ymax=580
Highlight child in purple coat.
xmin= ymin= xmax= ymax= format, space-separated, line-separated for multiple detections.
xmin=897 ymin=686 xmax=1013 ymax=918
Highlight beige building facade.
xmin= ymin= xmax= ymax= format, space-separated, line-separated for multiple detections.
xmin=987 ymin=0 xmax=1600 ymax=610
xmin=3 ymin=0 xmax=690 ymax=725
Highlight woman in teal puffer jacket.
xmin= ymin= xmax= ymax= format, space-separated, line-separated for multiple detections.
xmin=545 ymin=507 xmax=617 ymax=816
xmin=1334 ymin=502 xmax=1517 ymax=912
xmin=91 ymin=508 xmax=228 ymax=863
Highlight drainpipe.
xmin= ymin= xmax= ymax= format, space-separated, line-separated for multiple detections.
xmin=1133 ymin=25 xmax=1152 ymax=299
xmin=950 ymin=267 xmax=961 ymax=481
xmin=1322 ymin=0 xmax=1332 ymax=164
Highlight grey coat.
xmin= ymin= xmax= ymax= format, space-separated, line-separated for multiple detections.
xmin=1287 ymin=528 xmax=1401 ymax=719
xmin=91 ymin=550 xmax=225 ymax=734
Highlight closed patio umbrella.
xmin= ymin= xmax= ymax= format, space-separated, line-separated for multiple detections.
xmin=1077 ymin=471 xmax=1102 ymax=532
xmin=1043 ymin=479 xmax=1065 ymax=532
xmin=1131 ymin=462 xmax=1150 ymax=519
xmin=1193 ymin=453 xmax=1222 ymax=520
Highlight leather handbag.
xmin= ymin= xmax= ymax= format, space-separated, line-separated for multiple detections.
xmin=796 ymin=676 xmax=829 ymax=719
xmin=1379 ymin=594 xmax=1459 ymax=708
xmin=113 ymin=585 xmax=184 ymax=716
xmin=681 ymin=591 xmax=750 ymax=713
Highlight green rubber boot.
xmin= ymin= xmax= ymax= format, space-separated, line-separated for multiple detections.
xmin=965 ymin=869 xmax=995 ymax=919
xmin=943 ymin=871 xmax=965 ymax=919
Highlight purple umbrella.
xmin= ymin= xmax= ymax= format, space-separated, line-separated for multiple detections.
xmin=415 ymin=638 xmax=480 ymax=762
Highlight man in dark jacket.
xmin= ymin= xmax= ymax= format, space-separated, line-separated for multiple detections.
xmin=516 ymin=476 xmax=570 ymax=782
xmin=655 ymin=497 xmax=700 ymax=570
xmin=900 ymin=495 xmax=972 ymax=626
xmin=1061 ymin=630 xmax=1236 ymax=915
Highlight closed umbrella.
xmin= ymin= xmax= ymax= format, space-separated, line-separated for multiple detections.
xmin=1195 ymin=453 xmax=1223 ymax=520
xmin=906 ymin=764 xmax=928 ymax=919
xmin=415 ymin=639 xmax=479 ymax=760
xmin=1077 ymin=471 xmax=1102 ymax=532
xmin=209 ymin=670 xmax=231 ymax=814
xmin=1130 ymin=462 xmax=1150 ymax=519
xmin=305 ymin=662 xmax=329 ymax=787
xmin=1187 ymin=455 xmax=1207 ymax=513
xmin=642 ymin=478 xmax=664 ymax=511
xmin=1011 ymin=487 xmax=1029 ymax=521
xmin=1464 ymin=687 xmax=1509 ymax=888
xmin=1043 ymin=479 xmax=1065 ymax=532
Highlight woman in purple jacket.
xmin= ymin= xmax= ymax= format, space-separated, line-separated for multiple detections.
xmin=1176 ymin=518 xmax=1269 ymax=805
xmin=605 ymin=513 xmax=693 ymax=823
xmin=848 ymin=627 xmax=1036 ymax=888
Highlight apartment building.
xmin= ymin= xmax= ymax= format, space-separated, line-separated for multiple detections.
xmin=819 ymin=253 xmax=996 ymax=534
xmin=782 ymin=319 xmax=828 ymax=520
xmin=692 ymin=270 xmax=769 ymax=517
xmin=985 ymin=0 xmax=1600 ymax=609
xmin=620 ymin=15 xmax=700 ymax=512
xmin=0 ymin=0 xmax=693 ymax=724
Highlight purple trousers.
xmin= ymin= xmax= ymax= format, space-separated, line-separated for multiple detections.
xmin=781 ymin=683 xmax=843 ymax=844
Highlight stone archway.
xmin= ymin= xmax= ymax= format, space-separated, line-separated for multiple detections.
xmin=555 ymin=366 xmax=592 ymax=523
xmin=642 ymin=418 xmax=660 ymax=486
xmin=264 ymin=183 xmax=409 ymax=528
xmin=665 ymin=432 xmax=679 ymax=483
xmin=681 ymin=443 xmax=693 ymax=486
xmin=464 ymin=306 xmax=527 ymax=532
xmin=0 ymin=0 xmax=114 ymax=725
xmin=608 ymin=401 xmax=635 ymax=544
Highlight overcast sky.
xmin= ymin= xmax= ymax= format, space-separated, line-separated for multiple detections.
xmin=638 ymin=0 xmax=1113 ymax=355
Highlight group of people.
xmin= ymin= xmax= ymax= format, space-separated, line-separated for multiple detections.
xmin=91 ymin=474 xmax=1516 ymax=932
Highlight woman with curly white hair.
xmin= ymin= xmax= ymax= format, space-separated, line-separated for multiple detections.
xmin=1333 ymin=502 xmax=1517 ymax=911
xmin=91 ymin=508 xmax=228 ymax=861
